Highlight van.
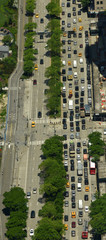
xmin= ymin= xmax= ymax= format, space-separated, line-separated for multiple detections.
xmin=77 ymin=183 xmax=81 ymax=191
xmin=73 ymin=60 xmax=77 ymax=68
xmin=78 ymin=200 xmax=83 ymax=209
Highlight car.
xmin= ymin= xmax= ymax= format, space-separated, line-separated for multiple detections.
xmin=78 ymin=219 xmax=83 ymax=225
xmin=33 ymin=79 xmax=37 ymax=85
xmin=61 ymin=27 xmax=65 ymax=32
xmin=71 ymin=184 xmax=75 ymax=190
xmin=30 ymin=229 xmax=34 ymax=236
xmin=75 ymin=86 xmax=79 ymax=91
xmin=82 ymin=125 xmax=85 ymax=130
xmin=68 ymin=54 xmax=71 ymax=59
xmin=77 ymin=142 xmax=81 ymax=147
xmin=35 ymin=64 xmax=38 ymax=70
xmin=104 ymin=129 xmax=106 ymax=135
xmin=71 ymin=176 xmax=75 ymax=182
xmin=35 ymin=13 xmax=39 ymax=18
xmin=72 ymin=222 xmax=76 ymax=228
xmin=68 ymin=13 xmax=71 ymax=17
xmin=76 ymin=148 xmax=80 ymax=154
xmin=68 ymin=40 xmax=71 ymax=44
xmin=84 ymin=161 xmax=88 ymax=167
xmin=70 ymin=122 xmax=74 ymax=127
xmin=78 ymin=10 xmax=81 ymax=15
xmin=64 ymin=143 xmax=68 ymax=149
xmin=33 ymin=188 xmax=37 ymax=194
xmin=31 ymin=210 xmax=35 ymax=218
xmin=79 ymin=211 xmax=83 ymax=217
xmin=63 ymin=112 xmax=67 ymax=118
xmin=40 ymin=34 xmax=43 ymax=40
xmin=79 ymin=33 xmax=82 ymax=38
xmin=63 ymin=123 xmax=67 ymax=129
xmin=85 ymin=179 xmax=89 ymax=186
xmin=64 ymin=191 xmax=69 ymax=197
xmin=61 ymin=2 xmax=65 ymax=7
xmin=40 ymin=18 xmax=44 ymax=23
xmin=72 ymin=203 xmax=76 ymax=208
xmin=73 ymin=7 xmax=76 ymax=11
xmin=40 ymin=59 xmax=44 ymax=64
xmin=63 ymin=76 xmax=66 ymax=82
xmin=75 ymin=99 xmax=79 ymax=104
xmin=76 ymin=121 xmax=79 ymax=127
xmin=70 ymin=110 xmax=74 ymax=115
xmin=62 ymin=69 xmax=66 ymax=74
xmin=73 ymin=0 xmax=76 ymax=3
xmin=85 ymin=31 xmax=88 ymax=37
xmin=71 ymin=165 xmax=74 ymax=171
xmin=27 ymin=192 xmax=31 ymax=199
xmin=70 ymin=115 xmax=73 ymax=121
xmin=70 ymin=133 xmax=74 ymax=139
xmin=68 ymin=46 xmax=71 ymax=51
xmin=38 ymin=111 xmax=42 ymax=118
xmin=75 ymin=92 xmax=79 ymax=98
xmin=64 ymin=161 xmax=68 ymax=166
xmin=76 ymin=126 xmax=80 ymax=132
xmin=71 ymin=231 xmax=76 ymax=237
xmin=67 ymin=23 xmax=71 ymax=28
xmin=84 ymin=195 xmax=89 ymax=201
xmin=82 ymin=119 xmax=85 ymax=124
xmin=73 ymin=19 xmax=76 ymax=24
xmin=63 ymin=98 xmax=67 ymax=103
xmin=74 ymin=50 xmax=77 ymax=54
xmin=85 ymin=206 xmax=89 ymax=212
xmin=64 ymin=215 xmax=68 ymax=221
xmin=71 ymin=190 xmax=75 ymax=196
xmin=64 ymin=153 xmax=68 ymax=160
xmin=65 ymin=201 xmax=69 ymax=207
xmin=62 ymin=49 xmax=66 ymax=54
xmin=78 ymin=177 xmax=82 ymax=183
xmin=75 ymin=106 xmax=79 ymax=113
xmin=63 ymin=134 xmax=67 ymax=140
xmin=85 ymin=186 xmax=89 ymax=192
xmin=62 ymin=11 xmax=65 ymax=15
xmin=66 ymin=174 xmax=69 ymax=180
xmin=62 ymin=20 xmax=65 ymax=25
xmin=75 ymin=113 xmax=79 ymax=119
xmin=80 ymin=97 xmax=84 ymax=103
xmin=72 ymin=211 xmax=76 ymax=218
xmin=70 ymin=160 xmax=74 ymax=166
xmin=73 ymin=12 xmax=76 ymax=16
xmin=31 ymin=121 xmax=35 ymax=128
xmin=64 ymin=165 xmax=68 ymax=172
xmin=64 ymin=224 xmax=68 ymax=230
xmin=67 ymin=2 xmax=70 ymax=7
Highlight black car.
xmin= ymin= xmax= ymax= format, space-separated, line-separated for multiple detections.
xmin=62 ymin=40 xmax=65 ymax=45
xmin=75 ymin=99 xmax=79 ymax=104
xmin=71 ymin=176 xmax=75 ymax=182
xmin=73 ymin=12 xmax=76 ymax=16
xmin=82 ymin=119 xmax=85 ymax=124
xmin=70 ymin=115 xmax=73 ymax=121
xmin=75 ymin=86 xmax=79 ymax=91
xmin=82 ymin=125 xmax=85 ymax=130
xmin=70 ymin=160 xmax=74 ymax=165
xmin=64 ymin=191 xmax=69 ymax=197
xmin=63 ymin=112 xmax=67 ymax=118
xmin=71 ymin=184 xmax=75 ymax=190
xmin=31 ymin=210 xmax=35 ymax=218
xmin=71 ymin=165 xmax=74 ymax=171
xmin=68 ymin=54 xmax=71 ymax=58
xmin=64 ymin=143 xmax=68 ymax=149
xmin=74 ymin=50 xmax=77 ymax=54
xmin=63 ymin=76 xmax=66 ymax=82
xmin=78 ymin=4 xmax=81 ymax=8
xmin=68 ymin=31 xmax=71 ymax=38
xmin=73 ymin=7 xmax=76 ymax=11
xmin=78 ymin=33 xmax=82 ymax=38
xmin=62 ymin=92 xmax=66 ymax=97
xmin=63 ymin=123 xmax=67 ymax=129
xmin=64 ymin=166 xmax=68 ymax=172
xmin=62 ymin=11 xmax=65 ymax=15
xmin=67 ymin=2 xmax=70 ymax=7
xmin=62 ymin=20 xmax=65 ymax=25
xmin=70 ymin=122 xmax=74 ymax=127
xmin=75 ymin=106 xmax=79 ymax=113
xmin=81 ymin=91 xmax=84 ymax=96
xmin=61 ymin=27 xmax=65 ymax=32
xmin=62 ymin=49 xmax=66 ymax=54
xmin=63 ymin=98 xmax=67 ymax=103
xmin=64 ymin=215 xmax=68 ymax=221
xmin=76 ymin=121 xmax=79 ymax=126
xmin=85 ymin=31 xmax=88 ymax=37
xmin=62 ymin=69 xmax=66 ymax=74
xmin=83 ymin=148 xmax=87 ymax=154
xmin=40 ymin=59 xmax=44 ymax=64
xmin=84 ymin=161 xmax=88 ymax=167
xmin=38 ymin=111 xmax=42 ymax=118
xmin=71 ymin=196 xmax=75 ymax=202
xmin=70 ymin=110 xmax=74 ymax=115
xmin=40 ymin=18 xmax=44 ymax=23
xmin=63 ymin=119 xmax=66 ymax=124
xmin=68 ymin=13 xmax=71 ymax=17
xmin=68 ymin=40 xmax=71 ymax=44
xmin=75 ymin=113 xmax=79 ymax=119
xmin=78 ymin=10 xmax=81 ymax=15
xmin=80 ymin=103 xmax=84 ymax=108
xmin=80 ymin=97 xmax=84 ymax=102
xmin=72 ymin=203 xmax=76 ymax=208
xmin=73 ymin=31 xmax=77 ymax=37
xmin=77 ymin=142 xmax=81 ymax=147
xmin=76 ymin=148 xmax=80 ymax=154
xmin=84 ymin=195 xmax=89 ymax=201
xmin=76 ymin=127 xmax=80 ymax=132
xmin=75 ymin=92 xmax=79 ymax=98
xmin=79 ymin=211 xmax=83 ymax=217
xmin=63 ymin=134 xmax=67 ymax=140
xmin=84 ymin=179 xmax=89 ymax=185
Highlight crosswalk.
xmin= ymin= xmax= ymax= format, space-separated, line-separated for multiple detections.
xmin=30 ymin=140 xmax=44 ymax=145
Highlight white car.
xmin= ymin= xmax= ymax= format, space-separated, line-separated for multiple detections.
xmin=63 ymin=86 xmax=66 ymax=92
xmin=63 ymin=103 xmax=66 ymax=108
xmin=30 ymin=229 xmax=34 ymax=236
xmin=27 ymin=192 xmax=31 ymax=199
xmin=85 ymin=206 xmax=89 ymax=212
xmin=64 ymin=161 xmax=68 ymax=166
xmin=73 ymin=19 xmax=76 ymax=24
xmin=33 ymin=188 xmax=37 ymax=194
xmin=62 ymin=60 xmax=66 ymax=65
xmin=74 ymin=72 xmax=78 ymax=78
xmin=104 ymin=129 xmax=106 ymax=135
xmin=79 ymin=58 xmax=83 ymax=64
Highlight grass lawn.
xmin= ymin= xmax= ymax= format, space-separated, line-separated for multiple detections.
xmin=0 ymin=0 xmax=9 ymax=27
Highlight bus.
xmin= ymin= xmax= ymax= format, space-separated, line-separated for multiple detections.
xmin=90 ymin=157 xmax=96 ymax=175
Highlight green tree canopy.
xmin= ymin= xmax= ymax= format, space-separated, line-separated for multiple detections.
xmin=81 ymin=0 xmax=90 ymax=8
xmin=46 ymin=1 xmax=61 ymax=17
xmin=24 ymin=60 xmax=34 ymax=76
xmin=6 ymin=226 xmax=27 ymax=240
xmin=39 ymin=202 xmax=57 ymax=219
xmin=89 ymin=194 xmax=106 ymax=234
xmin=26 ymin=0 xmax=35 ymax=15
xmin=2 ymin=35 xmax=12 ymax=46
xmin=41 ymin=136 xmax=63 ymax=159
xmin=25 ymin=22 xmax=37 ymax=32
xmin=88 ymin=132 xmax=105 ymax=162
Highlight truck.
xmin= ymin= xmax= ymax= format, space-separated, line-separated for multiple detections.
xmin=67 ymin=68 xmax=73 ymax=80
xmin=77 ymin=161 xmax=83 ymax=176
xmin=69 ymin=90 xmax=72 ymax=98
xmin=80 ymin=107 xmax=85 ymax=118
xmin=78 ymin=200 xmax=83 ymax=209
xmin=69 ymin=141 xmax=75 ymax=158
xmin=73 ymin=60 xmax=77 ymax=68
xmin=68 ymin=100 xmax=73 ymax=110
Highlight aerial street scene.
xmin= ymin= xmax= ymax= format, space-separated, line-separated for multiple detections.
xmin=0 ymin=0 xmax=106 ymax=239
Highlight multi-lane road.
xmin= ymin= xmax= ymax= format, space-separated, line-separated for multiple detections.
xmin=0 ymin=0 xmax=105 ymax=239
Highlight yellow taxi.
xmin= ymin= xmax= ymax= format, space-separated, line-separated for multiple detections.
xmin=78 ymin=18 xmax=82 ymax=22
xmin=63 ymin=32 xmax=67 ymax=37
xmin=71 ymin=212 xmax=76 ymax=218
xmin=73 ymin=27 xmax=76 ymax=32
xmin=78 ymin=53 xmax=82 ymax=57
xmin=35 ymin=64 xmax=38 ymax=70
xmin=66 ymin=182 xmax=70 ymax=188
xmin=68 ymin=75 xmax=73 ymax=80
xmin=79 ymin=26 xmax=83 ymax=31
xmin=64 ymin=224 xmax=68 ymax=230
xmin=31 ymin=121 xmax=35 ymax=128
xmin=85 ymin=186 xmax=89 ymax=192
xmin=68 ymin=61 xmax=71 ymax=66
xmin=35 ymin=13 xmax=39 ymax=18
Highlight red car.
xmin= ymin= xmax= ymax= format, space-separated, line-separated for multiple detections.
xmin=33 ymin=80 xmax=37 ymax=85
xmin=80 ymin=44 xmax=83 ymax=48
xmin=72 ymin=222 xmax=76 ymax=228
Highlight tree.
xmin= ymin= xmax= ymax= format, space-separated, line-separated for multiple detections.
xmin=88 ymin=132 xmax=105 ymax=162
xmin=81 ymin=0 xmax=90 ymax=8
xmin=7 ymin=0 xmax=14 ymax=8
xmin=2 ymin=35 xmax=12 ymax=46
xmin=26 ymin=0 xmax=35 ymax=15
xmin=89 ymin=194 xmax=106 ymax=234
xmin=39 ymin=202 xmax=57 ymax=219
xmin=46 ymin=1 xmax=61 ymax=17
xmin=3 ymin=187 xmax=28 ymax=213
xmin=25 ymin=22 xmax=37 ymax=32
xmin=6 ymin=226 xmax=26 ymax=240
xmin=24 ymin=37 xmax=33 ymax=49
xmin=33 ymin=217 xmax=63 ymax=240
xmin=6 ymin=211 xmax=27 ymax=229
xmin=41 ymin=136 xmax=63 ymax=159
xmin=24 ymin=60 xmax=34 ymax=76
